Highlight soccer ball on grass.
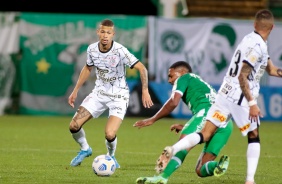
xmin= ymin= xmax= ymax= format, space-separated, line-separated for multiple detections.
xmin=92 ymin=154 xmax=116 ymax=176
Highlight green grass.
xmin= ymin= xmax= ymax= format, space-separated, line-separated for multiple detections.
xmin=0 ymin=115 xmax=281 ymax=184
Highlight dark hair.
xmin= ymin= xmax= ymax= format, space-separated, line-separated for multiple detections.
xmin=100 ymin=19 xmax=114 ymax=27
xmin=169 ymin=61 xmax=192 ymax=73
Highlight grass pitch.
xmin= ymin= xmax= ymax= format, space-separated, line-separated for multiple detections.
xmin=0 ymin=115 xmax=281 ymax=184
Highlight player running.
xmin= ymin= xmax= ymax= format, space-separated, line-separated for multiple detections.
xmin=68 ymin=19 xmax=153 ymax=168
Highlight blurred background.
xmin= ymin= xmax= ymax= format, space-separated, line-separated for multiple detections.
xmin=1 ymin=0 xmax=282 ymax=120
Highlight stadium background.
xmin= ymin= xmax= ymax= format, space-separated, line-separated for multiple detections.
xmin=1 ymin=0 xmax=282 ymax=120
xmin=1 ymin=1 xmax=282 ymax=184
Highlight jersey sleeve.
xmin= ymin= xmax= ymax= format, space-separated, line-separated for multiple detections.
xmin=86 ymin=45 xmax=94 ymax=66
xmin=118 ymin=46 xmax=139 ymax=69
xmin=172 ymin=75 xmax=189 ymax=96
xmin=242 ymin=40 xmax=263 ymax=68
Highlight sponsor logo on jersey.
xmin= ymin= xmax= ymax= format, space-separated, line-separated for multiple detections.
xmin=239 ymin=123 xmax=250 ymax=132
xmin=212 ymin=111 xmax=226 ymax=122
xmin=97 ymin=68 xmax=117 ymax=82
xmin=111 ymin=107 xmax=122 ymax=111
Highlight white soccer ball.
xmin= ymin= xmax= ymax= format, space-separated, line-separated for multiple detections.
xmin=92 ymin=154 xmax=116 ymax=177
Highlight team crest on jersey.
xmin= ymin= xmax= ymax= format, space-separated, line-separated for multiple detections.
xmin=212 ymin=111 xmax=226 ymax=122
xmin=107 ymin=56 xmax=119 ymax=67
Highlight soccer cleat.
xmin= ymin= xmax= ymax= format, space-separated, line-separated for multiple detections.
xmin=111 ymin=155 xmax=120 ymax=168
xmin=70 ymin=147 xmax=92 ymax=166
xmin=136 ymin=175 xmax=168 ymax=184
xmin=213 ymin=155 xmax=230 ymax=177
xmin=155 ymin=146 xmax=173 ymax=174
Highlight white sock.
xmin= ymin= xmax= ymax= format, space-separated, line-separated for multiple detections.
xmin=246 ymin=143 xmax=260 ymax=182
xmin=172 ymin=133 xmax=201 ymax=155
xmin=72 ymin=128 xmax=89 ymax=151
xmin=105 ymin=137 xmax=117 ymax=156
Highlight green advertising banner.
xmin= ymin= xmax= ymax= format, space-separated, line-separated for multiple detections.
xmin=19 ymin=13 xmax=147 ymax=115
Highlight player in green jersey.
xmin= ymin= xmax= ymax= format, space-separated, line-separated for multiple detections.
xmin=133 ymin=61 xmax=233 ymax=184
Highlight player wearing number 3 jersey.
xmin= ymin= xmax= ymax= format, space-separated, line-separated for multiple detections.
xmin=161 ymin=9 xmax=282 ymax=184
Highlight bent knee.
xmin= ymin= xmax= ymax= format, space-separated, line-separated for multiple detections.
xmin=199 ymin=132 xmax=212 ymax=143
xmin=105 ymin=132 xmax=116 ymax=140
xmin=195 ymin=168 xmax=203 ymax=177
xmin=69 ymin=120 xmax=81 ymax=133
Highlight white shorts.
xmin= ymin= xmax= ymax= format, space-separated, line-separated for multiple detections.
xmin=80 ymin=90 xmax=129 ymax=120
xmin=206 ymin=94 xmax=260 ymax=136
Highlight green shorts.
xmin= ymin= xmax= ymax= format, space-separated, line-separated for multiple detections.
xmin=181 ymin=108 xmax=233 ymax=156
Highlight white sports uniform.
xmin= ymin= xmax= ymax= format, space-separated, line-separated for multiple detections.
xmin=207 ymin=31 xmax=268 ymax=136
xmin=80 ymin=41 xmax=139 ymax=120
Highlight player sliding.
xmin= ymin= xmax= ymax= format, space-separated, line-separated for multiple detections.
xmin=134 ymin=61 xmax=233 ymax=184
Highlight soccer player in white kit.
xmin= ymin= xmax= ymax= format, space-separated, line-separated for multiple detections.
xmin=68 ymin=19 xmax=153 ymax=167
xmin=160 ymin=9 xmax=282 ymax=184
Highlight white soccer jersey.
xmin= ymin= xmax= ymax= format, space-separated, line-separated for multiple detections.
xmin=218 ymin=31 xmax=269 ymax=107
xmin=86 ymin=41 xmax=139 ymax=94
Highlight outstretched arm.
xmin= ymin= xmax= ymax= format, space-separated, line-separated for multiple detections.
xmin=133 ymin=92 xmax=182 ymax=128
xmin=133 ymin=62 xmax=154 ymax=108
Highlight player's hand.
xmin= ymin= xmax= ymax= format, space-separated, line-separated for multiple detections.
xmin=133 ymin=118 xmax=154 ymax=129
xmin=170 ymin=124 xmax=184 ymax=134
xmin=249 ymin=104 xmax=263 ymax=122
xmin=68 ymin=91 xmax=77 ymax=108
xmin=142 ymin=90 xmax=154 ymax=108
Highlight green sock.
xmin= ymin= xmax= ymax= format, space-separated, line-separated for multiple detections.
xmin=160 ymin=149 xmax=188 ymax=179
xmin=200 ymin=161 xmax=217 ymax=177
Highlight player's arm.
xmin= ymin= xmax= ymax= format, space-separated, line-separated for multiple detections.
xmin=152 ymin=92 xmax=182 ymax=121
xmin=133 ymin=92 xmax=182 ymax=128
xmin=68 ymin=65 xmax=93 ymax=108
xmin=266 ymin=58 xmax=282 ymax=77
xmin=239 ymin=62 xmax=262 ymax=120
xmin=238 ymin=62 xmax=253 ymax=102
xmin=133 ymin=61 xmax=154 ymax=108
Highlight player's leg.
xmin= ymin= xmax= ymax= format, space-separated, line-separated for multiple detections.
xmin=196 ymin=120 xmax=233 ymax=177
xmin=160 ymin=110 xmax=207 ymax=178
xmin=195 ymin=152 xmax=217 ymax=177
xmin=105 ymin=115 xmax=122 ymax=168
xmin=106 ymin=96 xmax=129 ymax=168
xmin=69 ymin=106 xmax=93 ymax=166
xmin=245 ymin=128 xmax=260 ymax=184
xmin=162 ymin=95 xmax=231 ymax=160
xmin=163 ymin=120 xmax=217 ymax=160
xmin=230 ymin=102 xmax=260 ymax=184
xmin=136 ymin=109 xmax=207 ymax=184
xmin=69 ymin=93 xmax=107 ymax=166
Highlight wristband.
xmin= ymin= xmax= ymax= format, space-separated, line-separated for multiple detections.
xmin=248 ymin=100 xmax=257 ymax=106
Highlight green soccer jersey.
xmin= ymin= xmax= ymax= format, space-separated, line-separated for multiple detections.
xmin=173 ymin=73 xmax=216 ymax=114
